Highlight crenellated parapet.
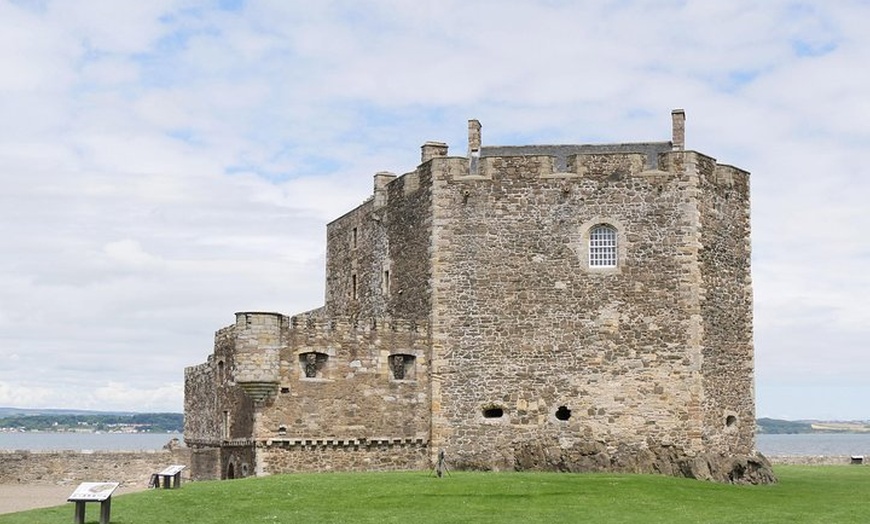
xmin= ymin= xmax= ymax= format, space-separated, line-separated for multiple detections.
xmin=324 ymin=111 xmax=749 ymax=237
xmin=288 ymin=312 xmax=427 ymax=337
xmin=209 ymin=312 xmax=429 ymax=370
xmin=427 ymin=147 xmax=746 ymax=190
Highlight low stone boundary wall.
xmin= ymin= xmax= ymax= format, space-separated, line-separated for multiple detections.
xmin=767 ymin=455 xmax=866 ymax=466
xmin=258 ymin=439 xmax=430 ymax=475
xmin=0 ymin=448 xmax=190 ymax=487
xmin=4 ymin=449 xmax=860 ymax=487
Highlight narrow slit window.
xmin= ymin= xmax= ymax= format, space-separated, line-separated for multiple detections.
xmin=352 ymin=227 xmax=358 ymax=248
xmin=589 ymin=225 xmax=617 ymax=267
xmin=383 ymin=269 xmax=391 ymax=295
xmin=352 ymin=274 xmax=358 ymax=300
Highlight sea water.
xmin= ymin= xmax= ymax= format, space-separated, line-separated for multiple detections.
xmin=757 ymin=433 xmax=870 ymax=456
xmin=0 ymin=432 xmax=180 ymax=451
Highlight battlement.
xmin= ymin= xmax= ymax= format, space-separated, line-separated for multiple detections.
xmin=208 ymin=312 xmax=429 ymax=361
xmin=289 ymin=313 xmax=427 ymax=337
xmin=234 ymin=311 xmax=289 ymax=329
xmin=261 ymin=436 xmax=428 ymax=449
xmin=365 ymin=110 xmax=745 ymax=210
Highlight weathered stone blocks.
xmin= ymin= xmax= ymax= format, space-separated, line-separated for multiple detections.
xmin=185 ymin=113 xmax=773 ymax=484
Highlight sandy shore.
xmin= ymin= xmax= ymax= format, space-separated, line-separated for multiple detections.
xmin=0 ymin=484 xmax=148 ymax=515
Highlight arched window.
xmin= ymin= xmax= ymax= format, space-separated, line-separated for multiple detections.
xmin=589 ymin=224 xmax=617 ymax=267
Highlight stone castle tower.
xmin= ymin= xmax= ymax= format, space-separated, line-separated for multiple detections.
xmin=184 ymin=110 xmax=774 ymax=483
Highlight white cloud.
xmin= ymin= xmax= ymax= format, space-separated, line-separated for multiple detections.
xmin=0 ymin=0 xmax=868 ymax=419
xmin=0 ymin=381 xmax=56 ymax=408
xmin=103 ymin=239 xmax=163 ymax=268
xmin=89 ymin=381 xmax=184 ymax=413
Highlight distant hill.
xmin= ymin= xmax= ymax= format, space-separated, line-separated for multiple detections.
xmin=0 ymin=408 xmax=183 ymax=433
xmin=756 ymin=418 xmax=814 ymax=434
xmin=0 ymin=407 xmax=138 ymax=417
xmin=757 ymin=418 xmax=870 ymax=434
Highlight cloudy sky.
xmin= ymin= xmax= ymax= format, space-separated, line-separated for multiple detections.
xmin=0 ymin=1 xmax=867 ymax=419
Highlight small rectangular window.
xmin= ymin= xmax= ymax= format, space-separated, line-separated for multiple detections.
xmin=352 ymin=274 xmax=358 ymax=300
xmin=352 ymin=227 xmax=358 ymax=248
xmin=383 ymin=269 xmax=391 ymax=295
xmin=300 ymin=352 xmax=328 ymax=379
xmin=389 ymin=354 xmax=416 ymax=380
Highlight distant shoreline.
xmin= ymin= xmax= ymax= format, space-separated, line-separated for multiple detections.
xmin=757 ymin=418 xmax=870 ymax=434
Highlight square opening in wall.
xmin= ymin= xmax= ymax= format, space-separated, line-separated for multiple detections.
xmin=389 ymin=354 xmax=416 ymax=380
xmin=300 ymin=352 xmax=328 ymax=379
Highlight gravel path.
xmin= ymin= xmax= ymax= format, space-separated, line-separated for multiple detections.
xmin=0 ymin=484 xmax=147 ymax=515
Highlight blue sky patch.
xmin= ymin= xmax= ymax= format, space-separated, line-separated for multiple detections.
xmin=792 ymin=39 xmax=838 ymax=57
xmin=217 ymin=0 xmax=245 ymax=12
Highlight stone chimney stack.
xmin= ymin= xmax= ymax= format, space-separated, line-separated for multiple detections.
xmin=373 ymin=171 xmax=396 ymax=209
xmin=468 ymin=119 xmax=481 ymax=156
xmin=672 ymin=109 xmax=686 ymax=151
xmin=421 ymin=141 xmax=449 ymax=164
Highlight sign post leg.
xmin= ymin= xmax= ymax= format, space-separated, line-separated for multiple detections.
xmin=73 ymin=501 xmax=85 ymax=524
xmin=99 ymin=497 xmax=111 ymax=524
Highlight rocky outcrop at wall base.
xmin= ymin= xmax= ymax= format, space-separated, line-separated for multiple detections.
xmin=458 ymin=440 xmax=777 ymax=485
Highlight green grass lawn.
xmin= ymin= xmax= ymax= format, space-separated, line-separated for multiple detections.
xmin=2 ymin=466 xmax=868 ymax=523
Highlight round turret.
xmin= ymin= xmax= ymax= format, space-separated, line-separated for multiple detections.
xmin=232 ymin=312 xmax=285 ymax=404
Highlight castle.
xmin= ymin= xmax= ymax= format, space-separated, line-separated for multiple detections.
xmin=184 ymin=110 xmax=775 ymax=483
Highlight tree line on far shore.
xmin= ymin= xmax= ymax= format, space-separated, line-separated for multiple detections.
xmin=756 ymin=417 xmax=870 ymax=434
xmin=0 ymin=412 xmax=183 ymax=432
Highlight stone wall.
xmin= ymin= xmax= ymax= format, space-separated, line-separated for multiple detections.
xmin=427 ymin=148 xmax=735 ymax=470
xmin=324 ymin=167 xmax=434 ymax=322
xmin=325 ymin=200 xmax=374 ymax=318
xmin=0 ymin=448 xmax=190 ymax=487
xmin=696 ymin=155 xmax=756 ymax=455
xmin=257 ymin=439 xmax=428 ymax=474
xmin=384 ymin=168 xmax=435 ymax=321
xmin=767 ymin=455 xmax=868 ymax=466
xmin=184 ymin=324 xmax=254 ymax=444
xmin=189 ymin=447 xmax=221 ymax=480
xmin=259 ymin=315 xmax=431 ymax=445
xmin=186 ymin=309 xmax=432 ymax=477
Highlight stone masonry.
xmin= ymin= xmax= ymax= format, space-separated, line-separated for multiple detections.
xmin=0 ymin=448 xmax=191 ymax=487
xmin=184 ymin=110 xmax=775 ymax=484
